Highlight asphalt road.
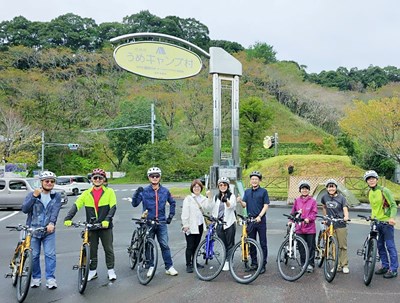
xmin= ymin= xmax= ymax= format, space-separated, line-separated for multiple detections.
xmin=1 ymin=184 xmax=399 ymax=303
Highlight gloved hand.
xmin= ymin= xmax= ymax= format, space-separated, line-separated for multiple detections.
xmin=136 ymin=187 xmax=144 ymax=193
xmin=221 ymin=195 xmax=228 ymax=203
xmin=166 ymin=216 xmax=173 ymax=224
xmin=101 ymin=221 xmax=109 ymax=228
xmin=64 ymin=220 xmax=72 ymax=227
xmin=133 ymin=187 xmax=144 ymax=199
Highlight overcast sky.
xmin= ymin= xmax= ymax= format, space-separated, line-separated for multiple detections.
xmin=1 ymin=0 xmax=399 ymax=73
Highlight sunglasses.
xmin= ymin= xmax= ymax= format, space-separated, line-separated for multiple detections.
xmin=149 ymin=174 xmax=160 ymax=179
xmin=92 ymin=176 xmax=104 ymax=181
xmin=43 ymin=180 xmax=55 ymax=184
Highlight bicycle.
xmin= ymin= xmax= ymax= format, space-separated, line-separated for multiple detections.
xmin=5 ymin=225 xmax=46 ymax=303
xmin=276 ymin=211 xmax=310 ymax=282
xmin=229 ymin=214 xmax=263 ymax=284
xmin=127 ymin=216 xmax=159 ymax=285
xmin=315 ymin=215 xmax=346 ymax=283
xmin=70 ymin=221 xmax=102 ymax=294
xmin=356 ymin=215 xmax=380 ymax=286
xmin=193 ymin=215 xmax=226 ymax=281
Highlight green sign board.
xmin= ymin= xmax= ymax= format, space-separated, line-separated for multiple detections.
xmin=113 ymin=41 xmax=203 ymax=80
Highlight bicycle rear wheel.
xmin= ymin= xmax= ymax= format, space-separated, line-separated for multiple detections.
xmin=324 ymin=236 xmax=339 ymax=283
xmin=137 ymin=238 xmax=158 ymax=285
xmin=276 ymin=236 xmax=309 ymax=282
xmin=229 ymin=238 xmax=263 ymax=284
xmin=78 ymin=243 xmax=90 ymax=294
xmin=16 ymin=249 xmax=32 ymax=303
xmin=364 ymin=237 xmax=377 ymax=286
xmin=194 ymin=236 xmax=226 ymax=281
xmin=128 ymin=230 xmax=139 ymax=269
xmin=316 ymin=230 xmax=325 ymax=268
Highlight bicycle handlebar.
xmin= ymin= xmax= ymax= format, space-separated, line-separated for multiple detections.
xmin=317 ymin=215 xmax=350 ymax=224
xmin=6 ymin=225 xmax=46 ymax=232
xmin=131 ymin=218 xmax=166 ymax=225
xmin=357 ymin=215 xmax=386 ymax=225
xmin=283 ymin=213 xmax=304 ymax=223
xmin=71 ymin=222 xmax=103 ymax=229
xmin=236 ymin=214 xmax=257 ymax=223
xmin=203 ymin=214 xmax=226 ymax=225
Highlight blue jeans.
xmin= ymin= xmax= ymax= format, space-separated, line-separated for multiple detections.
xmin=377 ymin=223 xmax=398 ymax=272
xmin=31 ymin=232 xmax=56 ymax=280
xmin=149 ymin=223 xmax=173 ymax=269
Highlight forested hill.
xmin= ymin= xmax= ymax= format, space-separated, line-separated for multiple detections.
xmin=1 ymin=11 xmax=399 ymax=181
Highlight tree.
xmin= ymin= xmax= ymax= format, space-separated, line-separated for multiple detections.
xmin=246 ymin=42 xmax=277 ymax=64
xmin=209 ymin=40 xmax=244 ymax=54
xmin=339 ymin=97 xmax=400 ymax=165
xmin=239 ymin=96 xmax=271 ymax=166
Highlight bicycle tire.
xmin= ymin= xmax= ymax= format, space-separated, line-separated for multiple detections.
xmin=229 ymin=238 xmax=263 ymax=284
xmin=128 ymin=230 xmax=139 ymax=269
xmin=11 ymin=251 xmax=20 ymax=287
xmin=324 ymin=236 xmax=339 ymax=283
xmin=16 ymin=249 xmax=32 ymax=303
xmin=276 ymin=236 xmax=309 ymax=282
xmin=194 ymin=236 xmax=226 ymax=281
xmin=78 ymin=243 xmax=90 ymax=294
xmin=137 ymin=238 xmax=158 ymax=285
xmin=316 ymin=230 xmax=325 ymax=268
xmin=364 ymin=237 xmax=377 ymax=286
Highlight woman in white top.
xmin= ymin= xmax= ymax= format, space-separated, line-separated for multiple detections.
xmin=205 ymin=177 xmax=236 ymax=271
xmin=181 ymin=179 xmax=207 ymax=273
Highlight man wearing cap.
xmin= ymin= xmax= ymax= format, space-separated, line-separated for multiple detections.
xmin=237 ymin=171 xmax=270 ymax=274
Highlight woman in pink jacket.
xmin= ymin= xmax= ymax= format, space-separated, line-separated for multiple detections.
xmin=291 ymin=180 xmax=318 ymax=273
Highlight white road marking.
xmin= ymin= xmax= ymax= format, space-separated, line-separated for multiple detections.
xmin=0 ymin=211 xmax=20 ymax=222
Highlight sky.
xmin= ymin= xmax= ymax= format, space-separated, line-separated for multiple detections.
xmin=0 ymin=0 xmax=399 ymax=73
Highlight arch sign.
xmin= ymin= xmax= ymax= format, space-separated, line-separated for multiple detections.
xmin=113 ymin=41 xmax=203 ymax=80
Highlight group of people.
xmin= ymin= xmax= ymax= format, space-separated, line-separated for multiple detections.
xmin=20 ymin=166 xmax=397 ymax=290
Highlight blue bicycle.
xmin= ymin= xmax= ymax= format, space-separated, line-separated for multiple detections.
xmin=193 ymin=215 xmax=226 ymax=281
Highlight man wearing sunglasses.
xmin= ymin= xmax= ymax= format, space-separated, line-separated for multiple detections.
xmin=22 ymin=171 xmax=62 ymax=289
xmin=132 ymin=166 xmax=178 ymax=276
xmin=64 ymin=168 xmax=117 ymax=281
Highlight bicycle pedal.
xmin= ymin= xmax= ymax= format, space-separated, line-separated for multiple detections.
xmin=356 ymin=249 xmax=364 ymax=256
xmin=4 ymin=273 xmax=12 ymax=278
xmin=72 ymin=265 xmax=79 ymax=270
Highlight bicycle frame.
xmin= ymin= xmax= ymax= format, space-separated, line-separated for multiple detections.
xmin=286 ymin=212 xmax=303 ymax=259
xmin=357 ymin=215 xmax=380 ymax=259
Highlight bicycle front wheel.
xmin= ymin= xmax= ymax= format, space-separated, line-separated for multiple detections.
xmin=128 ymin=230 xmax=139 ymax=269
xmin=364 ymin=237 xmax=377 ymax=286
xmin=78 ymin=243 xmax=90 ymax=294
xmin=16 ymin=249 xmax=32 ymax=303
xmin=316 ymin=230 xmax=325 ymax=268
xmin=324 ymin=236 xmax=339 ymax=283
xmin=276 ymin=236 xmax=309 ymax=282
xmin=194 ymin=236 xmax=226 ymax=281
xmin=229 ymin=238 xmax=263 ymax=284
xmin=137 ymin=238 xmax=158 ymax=285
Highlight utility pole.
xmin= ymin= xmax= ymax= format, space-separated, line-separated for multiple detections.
xmin=151 ymin=102 xmax=155 ymax=144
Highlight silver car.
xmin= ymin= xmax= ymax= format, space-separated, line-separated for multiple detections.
xmin=0 ymin=177 xmax=68 ymax=209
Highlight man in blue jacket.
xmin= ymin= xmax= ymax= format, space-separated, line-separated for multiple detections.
xmin=132 ymin=167 xmax=178 ymax=276
xmin=22 ymin=171 xmax=61 ymax=289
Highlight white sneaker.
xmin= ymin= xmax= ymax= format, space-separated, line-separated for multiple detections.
xmin=30 ymin=278 xmax=41 ymax=288
xmin=165 ymin=266 xmax=178 ymax=276
xmin=46 ymin=278 xmax=57 ymax=289
xmin=88 ymin=270 xmax=98 ymax=281
xmin=147 ymin=266 xmax=155 ymax=277
xmin=307 ymin=265 xmax=314 ymax=273
xmin=342 ymin=266 xmax=350 ymax=274
xmin=222 ymin=261 xmax=229 ymax=271
xmin=108 ymin=269 xmax=117 ymax=281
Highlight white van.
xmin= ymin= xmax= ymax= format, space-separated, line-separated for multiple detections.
xmin=0 ymin=177 xmax=68 ymax=209
xmin=56 ymin=175 xmax=91 ymax=195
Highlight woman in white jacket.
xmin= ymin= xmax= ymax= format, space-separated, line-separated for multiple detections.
xmin=181 ymin=179 xmax=207 ymax=273
xmin=205 ymin=177 xmax=236 ymax=271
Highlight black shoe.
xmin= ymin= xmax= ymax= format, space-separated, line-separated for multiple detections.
xmin=375 ymin=267 xmax=389 ymax=275
xmin=259 ymin=266 xmax=266 ymax=274
xmin=383 ymin=270 xmax=398 ymax=279
xmin=245 ymin=264 xmax=257 ymax=272
xmin=186 ymin=265 xmax=193 ymax=273
xmin=196 ymin=263 xmax=204 ymax=269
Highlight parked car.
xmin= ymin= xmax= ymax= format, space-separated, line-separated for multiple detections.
xmin=55 ymin=175 xmax=91 ymax=196
xmin=0 ymin=177 xmax=68 ymax=210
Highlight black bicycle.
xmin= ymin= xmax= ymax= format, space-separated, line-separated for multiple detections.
xmin=127 ymin=217 xmax=159 ymax=285
xmin=356 ymin=215 xmax=380 ymax=286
